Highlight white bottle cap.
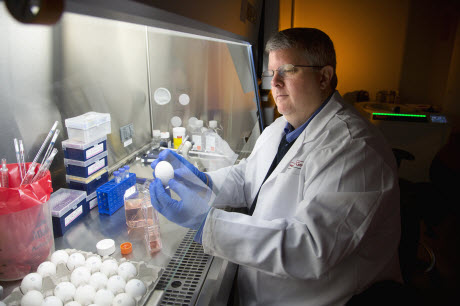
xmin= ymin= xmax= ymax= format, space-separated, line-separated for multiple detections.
xmin=152 ymin=130 xmax=161 ymax=137
xmin=96 ymin=239 xmax=116 ymax=256
xmin=173 ymin=127 xmax=186 ymax=138
xmin=170 ymin=116 xmax=182 ymax=127
xmin=209 ymin=120 xmax=217 ymax=128
xmin=196 ymin=120 xmax=204 ymax=128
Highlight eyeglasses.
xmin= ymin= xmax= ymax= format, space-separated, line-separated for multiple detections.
xmin=262 ymin=64 xmax=324 ymax=78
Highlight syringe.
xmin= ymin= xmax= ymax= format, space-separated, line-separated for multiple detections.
xmin=32 ymin=148 xmax=58 ymax=183
xmin=1 ymin=158 xmax=9 ymax=188
xmin=13 ymin=139 xmax=24 ymax=181
xmin=21 ymin=121 xmax=58 ymax=185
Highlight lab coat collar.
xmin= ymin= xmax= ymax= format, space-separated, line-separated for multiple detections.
xmin=263 ymin=91 xmax=344 ymax=184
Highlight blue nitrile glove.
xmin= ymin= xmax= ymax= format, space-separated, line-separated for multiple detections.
xmin=151 ymin=149 xmax=212 ymax=189
xmin=149 ymin=175 xmax=211 ymax=230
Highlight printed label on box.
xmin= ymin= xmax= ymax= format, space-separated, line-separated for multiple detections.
xmin=65 ymin=205 xmax=83 ymax=227
xmin=88 ymin=158 xmax=106 ymax=175
xmin=89 ymin=198 xmax=98 ymax=209
xmin=86 ymin=143 xmax=104 ymax=159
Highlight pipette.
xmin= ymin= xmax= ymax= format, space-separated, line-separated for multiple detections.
xmin=35 ymin=129 xmax=60 ymax=180
xmin=21 ymin=121 xmax=58 ymax=185
xmin=19 ymin=140 xmax=26 ymax=178
xmin=1 ymin=158 xmax=9 ymax=188
xmin=13 ymin=139 xmax=24 ymax=181
xmin=176 ymin=135 xmax=189 ymax=154
xmin=32 ymin=148 xmax=58 ymax=183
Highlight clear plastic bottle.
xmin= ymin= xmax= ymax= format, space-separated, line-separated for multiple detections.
xmin=192 ymin=120 xmax=205 ymax=151
xmin=152 ymin=130 xmax=161 ymax=150
xmin=205 ymin=120 xmax=223 ymax=153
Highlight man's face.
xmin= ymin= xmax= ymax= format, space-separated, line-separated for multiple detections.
xmin=268 ymin=48 xmax=326 ymax=128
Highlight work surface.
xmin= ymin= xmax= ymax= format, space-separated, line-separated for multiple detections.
xmin=0 ymin=159 xmax=235 ymax=305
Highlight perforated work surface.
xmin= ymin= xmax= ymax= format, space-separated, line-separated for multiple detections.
xmin=156 ymin=230 xmax=213 ymax=305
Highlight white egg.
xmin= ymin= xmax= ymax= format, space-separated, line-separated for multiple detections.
xmin=85 ymin=255 xmax=102 ymax=273
xmin=106 ymin=275 xmax=126 ymax=295
xmin=20 ymin=272 xmax=43 ymax=294
xmin=51 ymin=250 xmax=69 ymax=265
xmin=94 ymin=289 xmax=115 ymax=306
xmin=67 ymin=252 xmax=86 ymax=271
xmin=21 ymin=290 xmax=44 ymax=306
xmin=74 ymin=284 xmax=96 ymax=305
xmin=112 ymin=293 xmax=135 ymax=306
xmin=125 ymin=279 xmax=146 ymax=298
xmin=37 ymin=261 xmax=57 ymax=277
xmin=100 ymin=259 xmax=118 ymax=277
xmin=42 ymin=296 xmax=64 ymax=306
xmin=64 ymin=302 xmax=82 ymax=306
xmin=89 ymin=272 xmax=108 ymax=290
xmin=155 ymin=161 xmax=174 ymax=185
xmin=70 ymin=266 xmax=91 ymax=287
xmin=54 ymin=281 xmax=76 ymax=303
xmin=117 ymin=262 xmax=137 ymax=281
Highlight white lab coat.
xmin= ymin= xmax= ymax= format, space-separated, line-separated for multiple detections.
xmin=203 ymin=92 xmax=402 ymax=306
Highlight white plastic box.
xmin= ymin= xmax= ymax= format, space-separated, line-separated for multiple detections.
xmin=65 ymin=112 xmax=111 ymax=143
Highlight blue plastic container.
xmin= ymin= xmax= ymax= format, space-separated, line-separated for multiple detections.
xmin=66 ymin=168 xmax=109 ymax=195
xmin=49 ymin=188 xmax=87 ymax=237
xmin=97 ymin=173 xmax=136 ymax=215
xmin=62 ymin=136 xmax=107 ymax=162
xmin=64 ymin=151 xmax=108 ymax=178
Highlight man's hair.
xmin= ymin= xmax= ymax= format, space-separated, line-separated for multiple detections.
xmin=265 ymin=28 xmax=338 ymax=89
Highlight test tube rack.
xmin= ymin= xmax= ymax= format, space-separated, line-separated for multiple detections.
xmin=96 ymin=172 xmax=136 ymax=215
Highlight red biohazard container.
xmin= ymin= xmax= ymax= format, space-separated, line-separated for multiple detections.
xmin=0 ymin=162 xmax=54 ymax=281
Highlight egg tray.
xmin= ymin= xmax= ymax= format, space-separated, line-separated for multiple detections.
xmin=2 ymin=248 xmax=163 ymax=305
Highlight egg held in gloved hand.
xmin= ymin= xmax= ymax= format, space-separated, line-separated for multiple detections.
xmin=154 ymin=161 xmax=174 ymax=186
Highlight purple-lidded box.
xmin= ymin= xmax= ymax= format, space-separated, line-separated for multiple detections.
xmin=49 ymin=188 xmax=87 ymax=237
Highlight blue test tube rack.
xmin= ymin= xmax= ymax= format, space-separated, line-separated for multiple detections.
xmin=96 ymin=172 xmax=136 ymax=215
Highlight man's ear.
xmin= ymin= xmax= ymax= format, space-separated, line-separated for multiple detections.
xmin=319 ymin=66 xmax=334 ymax=90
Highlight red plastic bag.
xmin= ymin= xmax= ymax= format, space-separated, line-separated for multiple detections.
xmin=0 ymin=163 xmax=54 ymax=281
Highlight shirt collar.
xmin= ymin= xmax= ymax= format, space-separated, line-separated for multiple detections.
xmin=283 ymin=92 xmax=334 ymax=143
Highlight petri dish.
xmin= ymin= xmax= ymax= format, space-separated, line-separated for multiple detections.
xmin=154 ymin=88 xmax=171 ymax=105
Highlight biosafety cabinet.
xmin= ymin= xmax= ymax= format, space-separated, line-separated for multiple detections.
xmin=0 ymin=0 xmax=269 ymax=304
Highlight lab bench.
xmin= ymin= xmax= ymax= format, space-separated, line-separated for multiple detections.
xmin=0 ymin=160 xmax=236 ymax=305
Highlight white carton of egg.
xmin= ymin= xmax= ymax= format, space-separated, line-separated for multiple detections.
xmin=2 ymin=249 xmax=163 ymax=306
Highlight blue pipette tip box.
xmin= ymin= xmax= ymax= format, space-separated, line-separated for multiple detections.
xmin=64 ymin=151 xmax=108 ymax=178
xmin=97 ymin=173 xmax=136 ymax=216
xmin=62 ymin=136 xmax=107 ymax=162
xmin=49 ymin=188 xmax=87 ymax=237
xmin=66 ymin=168 xmax=109 ymax=195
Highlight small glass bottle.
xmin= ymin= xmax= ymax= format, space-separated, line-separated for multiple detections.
xmin=160 ymin=132 xmax=171 ymax=148
xmin=114 ymin=170 xmax=121 ymax=184
xmin=118 ymin=168 xmax=125 ymax=181
xmin=123 ymin=165 xmax=130 ymax=179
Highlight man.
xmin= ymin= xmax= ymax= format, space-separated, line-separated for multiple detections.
xmin=150 ymin=28 xmax=402 ymax=305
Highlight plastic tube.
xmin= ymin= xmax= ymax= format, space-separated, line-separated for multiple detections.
xmin=1 ymin=158 xmax=9 ymax=188
xmin=19 ymin=140 xmax=26 ymax=178
xmin=13 ymin=139 xmax=24 ymax=181
xmin=31 ymin=148 xmax=58 ymax=183
xmin=21 ymin=121 xmax=58 ymax=185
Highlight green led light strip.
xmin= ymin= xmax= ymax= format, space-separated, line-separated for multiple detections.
xmin=372 ymin=112 xmax=426 ymax=118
